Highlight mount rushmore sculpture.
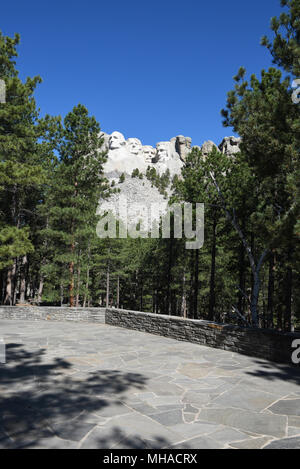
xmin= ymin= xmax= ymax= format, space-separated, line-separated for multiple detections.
xmin=97 ymin=131 xmax=242 ymax=226
xmin=100 ymin=130 xmax=241 ymax=177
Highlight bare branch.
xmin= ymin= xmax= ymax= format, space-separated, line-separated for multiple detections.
xmin=236 ymin=285 xmax=251 ymax=305
xmin=257 ymin=249 xmax=269 ymax=273
xmin=209 ymin=170 xmax=256 ymax=275
xmin=231 ymin=305 xmax=250 ymax=327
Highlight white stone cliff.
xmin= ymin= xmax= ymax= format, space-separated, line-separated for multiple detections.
xmin=97 ymin=131 xmax=241 ymax=226
xmin=100 ymin=130 xmax=241 ymax=177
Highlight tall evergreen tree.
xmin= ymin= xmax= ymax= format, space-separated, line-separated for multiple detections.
xmin=221 ymin=0 xmax=300 ymax=329
xmin=40 ymin=105 xmax=109 ymax=306
xmin=0 ymin=31 xmax=46 ymax=304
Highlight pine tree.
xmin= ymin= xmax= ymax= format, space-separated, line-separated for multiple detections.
xmin=40 ymin=105 xmax=109 ymax=306
xmin=221 ymin=0 xmax=300 ymax=330
xmin=0 ymin=31 xmax=46 ymax=304
xmin=261 ymin=0 xmax=300 ymax=77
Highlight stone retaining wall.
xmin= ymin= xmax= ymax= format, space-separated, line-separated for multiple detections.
xmin=0 ymin=306 xmax=299 ymax=364
xmin=105 ymin=308 xmax=300 ymax=365
xmin=0 ymin=306 xmax=106 ymax=323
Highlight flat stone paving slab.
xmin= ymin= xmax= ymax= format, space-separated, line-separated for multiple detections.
xmin=0 ymin=319 xmax=300 ymax=449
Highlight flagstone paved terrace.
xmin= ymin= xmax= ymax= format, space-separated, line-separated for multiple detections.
xmin=0 ymin=319 xmax=300 ymax=449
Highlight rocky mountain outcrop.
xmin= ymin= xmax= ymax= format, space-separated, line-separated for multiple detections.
xmin=100 ymin=131 xmax=241 ymax=177
xmin=100 ymin=131 xmax=189 ymax=177
xmin=97 ymin=131 xmax=242 ymax=224
xmin=174 ymin=135 xmax=192 ymax=162
xmin=219 ymin=136 xmax=242 ymax=157
xmin=102 ymin=132 xmax=147 ymax=175
xmin=98 ymin=174 xmax=170 ymax=226
xmin=201 ymin=140 xmax=218 ymax=157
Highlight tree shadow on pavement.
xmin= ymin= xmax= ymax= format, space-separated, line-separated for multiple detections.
xmin=245 ymin=358 xmax=300 ymax=386
xmin=0 ymin=342 xmax=167 ymax=449
xmin=80 ymin=427 xmax=170 ymax=450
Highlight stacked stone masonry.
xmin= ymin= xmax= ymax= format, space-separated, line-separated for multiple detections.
xmin=0 ymin=306 xmax=299 ymax=365
xmin=105 ymin=308 xmax=300 ymax=365
xmin=0 ymin=306 xmax=106 ymax=323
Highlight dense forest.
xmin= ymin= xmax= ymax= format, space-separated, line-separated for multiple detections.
xmin=0 ymin=0 xmax=299 ymax=331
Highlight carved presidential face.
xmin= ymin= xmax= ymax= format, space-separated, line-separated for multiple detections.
xmin=229 ymin=137 xmax=240 ymax=149
xmin=109 ymin=131 xmax=126 ymax=150
xmin=175 ymin=136 xmax=192 ymax=161
xmin=127 ymin=138 xmax=142 ymax=155
xmin=156 ymin=142 xmax=170 ymax=162
xmin=221 ymin=137 xmax=241 ymax=155
xmin=143 ymin=145 xmax=156 ymax=162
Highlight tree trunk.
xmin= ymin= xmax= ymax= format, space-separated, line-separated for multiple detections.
xmin=116 ymin=276 xmax=120 ymax=309
xmin=69 ymin=181 xmax=78 ymax=308
xmin=194 ymin=249 xmax=199 ymax=319
xmin=37 ymin=275 xmax=44 ymax=305
xmin=106 ymin=263 xmax=110 ymax=308
xmin=4 ymin=268 xmax=13 ymax=305
xmin=208 ymin=216 xmax=217 ymax=321
xmin=189 ymin=250 xmax=195 ymax=319
xmin=69 ymin=232 xmax=75 ymax=307
xmin=69 ymin=258 xmax=75 ymax=307
xmin=209 ymin=171 xmax=269 ymax=327
xmin=83 ymin=265 xmax=89 ymax=308
xmin=284 ymin=248 xmax=293 ymax=332
xmin=4 ymin=261 xmax=16 ymax=305
xmin=60 ymin=284 xmax=64 ymax=307
xmin=249 ymin=250 xmax=268 ymax=327
xmin=237 ymin=204 xmax=246 ymax=315
xmin=140 ymin=283 xmax=143 ymax=312
xmin=76 ymin=264 xmax=81 ymax=307
xmin=249 ymin=271 xmax=259 ymax=326
xmin=166 ymin=238 xmax=173 ymax=315
xmin=267 ymin=251 xmax=275 ymax=328
xmin=277 ymin=306 xmax=283 ymax=331
xmin=83 ymin=241 xmax=91 ymax=308
xmin=19 ymin=255 xmax=27 ymax=303
xmin=0 ymin=271 xmax=4 ymax=304
xmin=181 ymin=270 xmax=187 ymax=318
xmin=238 ymin=241 xmax=246 ymax=315
xmin=152 ymin=289 xmax=155 ymax=313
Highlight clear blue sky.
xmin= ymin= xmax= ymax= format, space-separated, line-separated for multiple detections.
xmin=2 ymin=0 xmax=283 ymax=147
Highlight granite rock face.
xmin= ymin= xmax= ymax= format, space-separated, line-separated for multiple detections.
xmin=98 ymin=132 xmax=189 ymax=227
xmin=103 ymin=131 xmax=147 ymax=175
xmin=142 ymin=145 xmax=156 ymax=163
xmin=201 ymin=140 xmax=218 ymax=157
xmin=98 ymin=132 xmax=242 ymax=227
xmin=100 ymin=131 xmax=241 ymax=177
xmin=154 ymin=141 xmax=184 ymax=176
xmin=219 ymin=136 xmax=241 ymax=156
xmin=101 ymin=131 xmax=191 ymax=177
xmin=97 ymin=175 xmax=170 ymax=226
xmin=175 ymin=135 xmax=192 ymax=162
